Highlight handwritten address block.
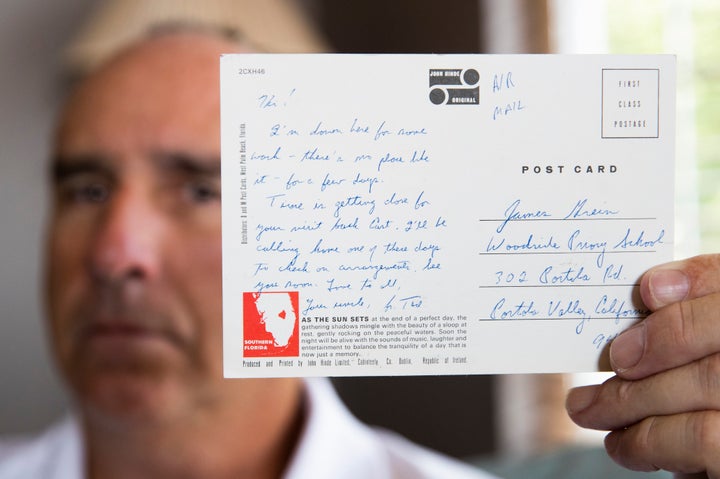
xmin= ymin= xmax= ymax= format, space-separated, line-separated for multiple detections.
xmin=221 ymin=54 xmax=676 ymax=377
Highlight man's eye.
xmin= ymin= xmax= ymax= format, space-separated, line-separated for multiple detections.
xmin=184 ymin=181 xmax=220 ymax=204
xmin=59 ymin=181 xmax=110 ymax=204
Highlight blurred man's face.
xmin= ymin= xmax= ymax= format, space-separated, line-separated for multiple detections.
xmin=46 ymin=34 xmax=241 ymax=423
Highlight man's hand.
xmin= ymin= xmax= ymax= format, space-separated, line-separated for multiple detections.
xmin=566 ymin=255 xmax=720 ymax=479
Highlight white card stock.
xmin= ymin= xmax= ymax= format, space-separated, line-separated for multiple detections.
xmin=221 ymin=54 xmax=675 ymax=377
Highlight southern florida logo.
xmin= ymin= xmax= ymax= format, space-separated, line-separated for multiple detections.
xmin=243 ymin=291 xmax=300 ymax=357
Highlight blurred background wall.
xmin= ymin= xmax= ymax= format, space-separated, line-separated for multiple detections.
xmin=0 ymin=0 xmax=97 ymax=435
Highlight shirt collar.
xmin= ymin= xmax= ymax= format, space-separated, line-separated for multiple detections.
xmin=282 ymin=378 xmax=393 ymax=479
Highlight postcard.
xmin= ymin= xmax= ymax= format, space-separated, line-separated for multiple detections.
xmin=220 ymin=54 xmax=675 ymax=377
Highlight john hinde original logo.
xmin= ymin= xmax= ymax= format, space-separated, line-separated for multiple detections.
xmin=429 ymin=68 xmax=480 ymax=105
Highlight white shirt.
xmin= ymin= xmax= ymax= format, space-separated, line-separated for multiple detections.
xmin=0 ymin=378 xmax=497 ymax=479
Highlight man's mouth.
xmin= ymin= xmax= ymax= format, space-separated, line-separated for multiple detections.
xmin=78 ymin=319 xmax=184 ymax=355
xmin=87 ymin=322 xmax=153 ymax=337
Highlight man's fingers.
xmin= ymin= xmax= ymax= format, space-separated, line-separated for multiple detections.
xmin=609 ymin=291 xmax=720 ymax=379
xmin=608 ymin=255 xmax=720 ymax=379
xmin=572 ymin=255 xmax=720 ymax=478
xmin=566 ymin=355 xmax=720 ymax=477
xmin=602 ymin=412 xmax=720 ymax=478
xmin=641 ymin=255 xmax=720 ymax=311
xmin=567 ymin=353 xmax=720 ymax=431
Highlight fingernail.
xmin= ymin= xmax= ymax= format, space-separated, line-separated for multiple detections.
xmin=610 ymin=324 xmax=645 ymax=372
xmin=566 ymin=385 xmax=600 ymax=415
xmin=649 ymin=269 xmax=690 ymax=306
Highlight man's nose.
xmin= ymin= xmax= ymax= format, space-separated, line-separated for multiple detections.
xmin=88 ymin=186 xmax=163 ymax=284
